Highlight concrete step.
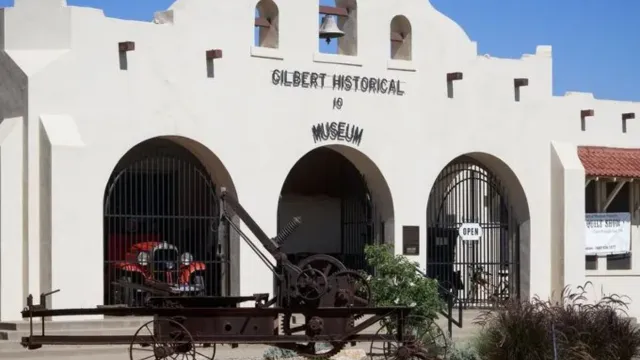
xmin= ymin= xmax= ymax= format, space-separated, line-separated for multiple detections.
xmin=0 ymin=322 xmax=17 ymax=331
xmin=0 ymin=322 xmax=16 ymax=340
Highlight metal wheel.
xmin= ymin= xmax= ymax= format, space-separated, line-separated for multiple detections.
xmin=330 ymin=270 xmax=372 ymax=307
xmin=193 ymin=343 xmax=216 ymax=360
xmin=295 ymin=267 xmax=330 ymax=302
xmin=329 ymin=270 xmax=372 ymax=322
xmin=369 ymin=315 xmax=448 ymax=360
xmin=290 ymin=341 xmax=346 ymax=359
xmin=129 ymin=318 xmax=196 ymax=360
xmin=296 ymin=254 xmax=347 ymax=278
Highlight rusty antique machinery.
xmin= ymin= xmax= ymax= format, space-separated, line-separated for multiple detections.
xmin=20 ymin=188 xmax=446 ymax=360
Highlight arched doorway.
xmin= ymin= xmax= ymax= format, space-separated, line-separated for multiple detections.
xmin=277 ymin=147 xmax=387 ymax=275
xmin=103 ymin=138 xmax=228 ymax=306
xmin=426 ymin=155 xmax=524 ymax=308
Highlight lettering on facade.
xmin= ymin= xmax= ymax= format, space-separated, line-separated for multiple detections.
xmin=311 ymin=122 xmax=364 ymax=146
xmin=272 ymin=69 xmax=404 ymax=96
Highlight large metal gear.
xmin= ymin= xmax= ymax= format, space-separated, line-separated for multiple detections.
xmin=279 ymin=262 xmax=371 ymax=358
xmin=296 ymin=254 xmax=347 ymax=278
xmin=330 ymin=270 xmax=372 ymax=307
xmin=291 ymin=254 xmax=348 ymax=306
xmin=329 ymin=270 xmax=372 ymax=321
xmin=295 ymin=267 xmax=330 ymax=302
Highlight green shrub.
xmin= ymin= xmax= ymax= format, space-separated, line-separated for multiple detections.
xmin=362 ymin=243 xmax=443 ymax=322
xmin=474 ymin=282 xmax=640 ymax=360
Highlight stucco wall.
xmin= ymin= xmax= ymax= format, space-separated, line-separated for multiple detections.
xmin=0 ymin=0 xmax=639 ymax=321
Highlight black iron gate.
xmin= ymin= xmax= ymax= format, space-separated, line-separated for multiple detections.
xmin=426 ymin=158 xmax=520 ymax=308
xmin=103 ymin=138 xmax=229 ymax=306
xmin=340 ymin=178 xmax=382 ymax=274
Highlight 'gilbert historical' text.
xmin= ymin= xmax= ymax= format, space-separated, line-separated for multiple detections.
xmin=272 ymin=69 xmax=404 ymax=96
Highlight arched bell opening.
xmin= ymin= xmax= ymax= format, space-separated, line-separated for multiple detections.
xmin=390 ymin=15 xmax=412 ymax=60
xmin=318 ymin=0 xmax=357 ymax=55
xmin=103 ymin=137 xmax=230 ymax=306
xmin=254 ymin=0 xmax=279 ymax=48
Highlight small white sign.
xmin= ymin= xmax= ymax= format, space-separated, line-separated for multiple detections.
xmin=585 ymin=212 xmax=631 ymax=255
xmin=459 ymin=223 xmax=482 ymax=241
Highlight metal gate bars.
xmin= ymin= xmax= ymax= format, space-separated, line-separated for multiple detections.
xmin=103 ymin=138 xmax=229 ymax=307
xmin=426 ymin=158 xmax=520 ymax=308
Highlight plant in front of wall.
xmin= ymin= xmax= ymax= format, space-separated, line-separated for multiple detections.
xmin=362 ymin=243 xmax=448 ymax=357
xmin=474 ymin=282 xmax=640 ymax=360
xmin=362 ymin=243 xmax=444 ymax=322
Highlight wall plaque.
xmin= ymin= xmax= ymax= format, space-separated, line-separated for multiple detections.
xmin=402 ymin=225 xmax=420 ymax=255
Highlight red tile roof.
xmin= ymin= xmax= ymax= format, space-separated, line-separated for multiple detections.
xmin=578 ymin=146 xmax=640 ymax=178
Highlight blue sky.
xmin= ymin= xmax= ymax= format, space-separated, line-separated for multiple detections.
xmin=2 ymin=0 xmax=637 ymax=101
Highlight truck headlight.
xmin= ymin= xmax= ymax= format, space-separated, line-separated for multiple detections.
xmin=137 ymin=252 xmax=149 ymax=266
xmin=180 ymin=252 xmax=193 ymax=266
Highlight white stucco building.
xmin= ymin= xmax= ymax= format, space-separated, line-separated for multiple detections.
xmin=0 ymin=0 xmax=639 ymax=324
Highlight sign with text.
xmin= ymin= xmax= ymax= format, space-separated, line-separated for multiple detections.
xmin=312 ymin=121 xmax=363 ymax=146
xmin=272 ymin=69 xmax=405 ymax=96
xmin=459 ymin=223 xmax=482 ymax=241
xmin=585 ymin=212 xmax=631 ymax=255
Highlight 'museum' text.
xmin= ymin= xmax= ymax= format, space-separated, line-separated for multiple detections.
xmin=311 ymin=122 xmax=364 ymax=146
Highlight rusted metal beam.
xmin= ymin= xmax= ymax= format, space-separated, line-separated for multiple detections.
xmin=21 ymin=305 xmax=405 ymax=319
xmin=319 ymin=5 xmax=349 ymax=17
xmin=22 ymin=333 xmax=408 ymax=346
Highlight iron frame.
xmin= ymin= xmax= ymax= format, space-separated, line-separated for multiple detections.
xmin=21 ymin=189 xmax=422 ymax=355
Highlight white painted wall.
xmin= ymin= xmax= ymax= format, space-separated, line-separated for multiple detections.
xmin=0 ymin=0 xmax=638 ymax=321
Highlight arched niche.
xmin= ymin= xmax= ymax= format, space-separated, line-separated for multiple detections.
xmin=254 ymin=0 xmax=279 ymax=48
xmin=390 ymin=15 xmax=412 ymax=60
xmin=276 ymin=145 xmax=394 ymax=274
